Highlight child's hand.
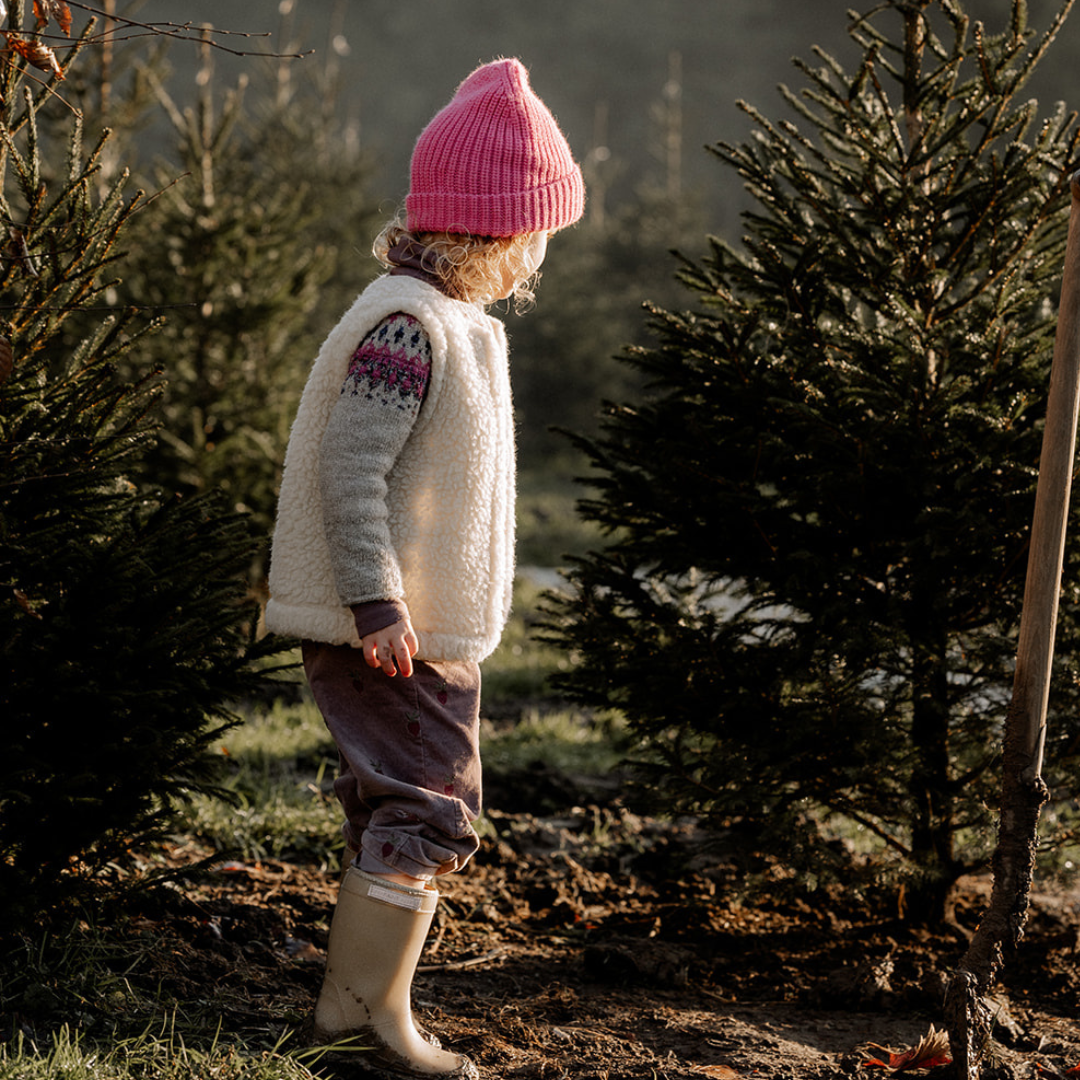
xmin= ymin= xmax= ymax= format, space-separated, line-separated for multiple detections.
xmin=362 ymin=617 xmax=419 ymax=677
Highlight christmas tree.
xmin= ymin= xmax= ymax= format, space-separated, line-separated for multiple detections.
xmin=112 ymin=34 xmax=377 ymax=545
xmin=546 ymin=0 xmax=1080 ymax=922
xmin=0 ymin=2 xmax=285 ymax=927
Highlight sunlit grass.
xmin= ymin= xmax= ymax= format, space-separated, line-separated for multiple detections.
xmin=0 ymin=920 xmax=317 ymax=1079
xmin=480 ymin=574 xmax=574 ymax=702
xmin=180 ymin=702 xmax=627 ymax=868
xmin=0 ymin=1022 xmax=317 ymax=1080
xmin=178 ymin=697 xmax=342 ymax=868
xmin=481 ymin=707 xmax=629 ymax=780
xmin=515 ymin=465 xmax=602 ymax=567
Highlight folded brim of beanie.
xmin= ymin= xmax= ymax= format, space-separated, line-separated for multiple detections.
xmin=406 ymin=170 xmax=584 ymax=238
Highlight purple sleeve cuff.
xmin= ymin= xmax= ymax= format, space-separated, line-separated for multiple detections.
xmin=351 ymin=599 xmax=410 ymax=640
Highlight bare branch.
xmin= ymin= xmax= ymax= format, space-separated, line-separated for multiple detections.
xmin=47 ymin=3 xmax=313 ymax=59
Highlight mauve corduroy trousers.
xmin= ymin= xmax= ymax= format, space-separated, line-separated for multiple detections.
xmin=302 ymin=640 xmax=483 ymax=879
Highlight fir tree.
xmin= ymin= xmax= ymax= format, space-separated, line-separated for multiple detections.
xmin=545 ymin=0 xmax=1080 ymax=922
xmin=512 ymin=182 xmax=703 ymax=469
xmin=0 ymin=3 xmax=286 ymax=928
xmin=111 ymin=38 xmax=351 ymax=543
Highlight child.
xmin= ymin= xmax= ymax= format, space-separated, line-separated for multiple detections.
xmin=265 ymin=58 xmax=584 ymax=1080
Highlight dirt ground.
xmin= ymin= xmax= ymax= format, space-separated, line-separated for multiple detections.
xmin=132 ymin=765 xmax=1080 ymax=1080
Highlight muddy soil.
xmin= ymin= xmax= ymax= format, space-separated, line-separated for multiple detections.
xmin=126 ymin=766 xmax=1079 ymax=1080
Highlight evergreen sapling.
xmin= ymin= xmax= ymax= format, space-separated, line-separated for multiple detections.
xmin=0 ymin=3 xmax=288 ymax=929
xmin=545 ymin=0 xmax=1080 ymax=923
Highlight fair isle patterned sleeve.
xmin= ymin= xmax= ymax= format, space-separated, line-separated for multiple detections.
xmin=318 ymin=312 xmax=433 ymax=607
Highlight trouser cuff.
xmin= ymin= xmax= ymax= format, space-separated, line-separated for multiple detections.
xmin=341 ymin=866 xmax=439 ymax=914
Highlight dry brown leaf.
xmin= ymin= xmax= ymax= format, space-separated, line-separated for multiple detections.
xmin=695 ymin=1068 xmax=739 ymax=1079
xmin=863 ymin=1024 xmax=952 ymax=1072
xmin=33 ymin=0 xmax=72 ymax=35
xmin=5 ymin=34 xmax=64 ymax=79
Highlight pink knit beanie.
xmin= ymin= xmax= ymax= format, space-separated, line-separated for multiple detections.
xmin=406 ymin=58 xmax=585 ymax=237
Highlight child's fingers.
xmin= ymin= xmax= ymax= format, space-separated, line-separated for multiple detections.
xmin=388 ymin=629 xmax=415 ymax=677
xmin=360 ymin=619 xmax=416 ymax=677
xmin=364 ymin=639 xmax=397 ymax=674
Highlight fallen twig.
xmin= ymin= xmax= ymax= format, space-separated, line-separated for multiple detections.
xmin=417 ymin=947 xmax=506 ymax=973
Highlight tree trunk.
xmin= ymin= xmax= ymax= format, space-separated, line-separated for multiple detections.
xmin=943 ymin=171 xmax=1080 ymax=1079
xmin=907 ymin=634 xmax=957 ymax=925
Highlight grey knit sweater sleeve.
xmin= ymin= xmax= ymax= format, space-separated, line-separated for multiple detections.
xmin=318 ymin=312 xmax=433 ymax=607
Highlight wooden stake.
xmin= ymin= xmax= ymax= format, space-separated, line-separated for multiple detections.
xmin=943 ymin=170 xmax=1080 ymax=1078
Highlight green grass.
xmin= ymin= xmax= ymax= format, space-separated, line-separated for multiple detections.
xmin=179 ymin=698 xmax=629 ymax=866
xmin=177 ymin=579 xmax=618 ymax=867
xmin=178 ymin=697 xmax=343 ymax=869
xmin=515 ymin=465 xmax=604 ymax=567
xmin=0 ymin=915 xmax=319 ymax=1079
xmin=479 ymin=574 xmax=574 ymax=702
xmin=480 ymin=707 xmax=629 ymax=780
xmin=0 ymin=1023 xmax=317 ymax=1080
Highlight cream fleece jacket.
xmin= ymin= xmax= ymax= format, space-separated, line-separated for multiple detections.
xmin=265 ymin=275 xmax=515 ymax=661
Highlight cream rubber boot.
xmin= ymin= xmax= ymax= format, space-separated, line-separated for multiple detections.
xmin=338 ymin=853 xmax=440 ymax=1049
xmin=313 ymin=867 xmax=477 ymax=1080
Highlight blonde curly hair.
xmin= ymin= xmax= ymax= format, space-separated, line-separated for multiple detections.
xmin=373 ymin=216 xmax=544 ymax=310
